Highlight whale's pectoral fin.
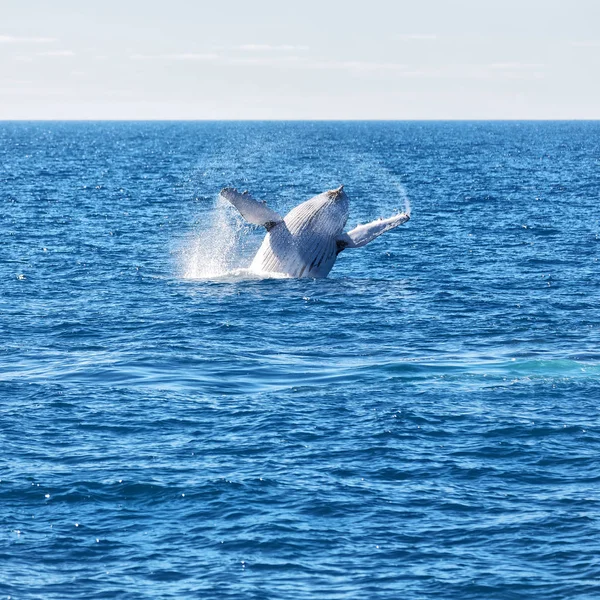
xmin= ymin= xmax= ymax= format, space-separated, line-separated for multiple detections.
xmin=220 ymin=188 xmax=283 ymax=231
xmin=337 ymin=212 xmax=410 ymax=253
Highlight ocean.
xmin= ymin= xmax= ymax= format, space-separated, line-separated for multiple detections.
xmin=1 ymin=121 xmax=599 ymax=599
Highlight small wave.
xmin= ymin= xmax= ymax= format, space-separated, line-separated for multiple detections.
xmin=382 ymin=357 xmax=600 ymax=378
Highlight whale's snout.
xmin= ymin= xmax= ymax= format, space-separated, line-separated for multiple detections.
xmin=328 ymin=185 xmax=345 ymax=200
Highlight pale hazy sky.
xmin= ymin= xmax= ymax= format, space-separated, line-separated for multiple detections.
xmin=1 ymin=0 xmax=599 ymax=119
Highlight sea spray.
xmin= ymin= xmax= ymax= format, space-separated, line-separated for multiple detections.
xmin=340 ymin=153 xmax=412 ymax=219
xmin=355 ymin=156 xmax=412 ymax=218
xmin=395 ymin=181 xmax=412 ymax=217
xmin=182 ymin=195 xmax=256 ymax=279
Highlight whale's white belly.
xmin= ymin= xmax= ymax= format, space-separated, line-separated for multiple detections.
xmin=249 ymin=196 xmax=344 ymax=278
xmin=250 ymin=228 xmax=337 ymax=278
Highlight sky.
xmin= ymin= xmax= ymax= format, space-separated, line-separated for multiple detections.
xmin=1 ymin=0 xmax=599 ymax=119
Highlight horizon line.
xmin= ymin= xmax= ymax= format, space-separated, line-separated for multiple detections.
xmin=1 ymin=118 xmax=600 ymax=123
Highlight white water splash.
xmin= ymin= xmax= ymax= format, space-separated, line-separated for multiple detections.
xmin=340 ymin=153 xmax=412 ymax=218
xmin=358 ymin=157 xmax=412 ymax=218
xmin=182 ymin=195 xmax=254 ymax=279
xmin=395 ymin=181 xmax=412 ymax=217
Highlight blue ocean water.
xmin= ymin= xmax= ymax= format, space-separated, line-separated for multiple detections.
xmin=1 ymin=121 xmax=599 ymax=599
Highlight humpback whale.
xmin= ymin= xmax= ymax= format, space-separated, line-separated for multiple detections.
xmin=220 ymin=186 xmax=410 ymax=278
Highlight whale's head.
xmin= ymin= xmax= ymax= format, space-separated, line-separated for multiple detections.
xmin=327 ymin=185 xmax=347 ymax=202
xmin=284 ymin=185 xmax=350 ymax=238
xmin=313 ymin=185 xmax=349 ymax=233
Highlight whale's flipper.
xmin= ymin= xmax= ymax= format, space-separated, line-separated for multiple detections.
xmin=220 ymin=188 xmax=283 ymax=231
xmin=336 ymin=213 xmax=410 ymax=253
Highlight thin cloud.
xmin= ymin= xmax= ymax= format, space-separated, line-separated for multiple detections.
xmin=312 ymin=62 xmax=545 ymax=79
xmin=168 ymin=53 xmax=220 ymax=60
xmin=225 ymin=55 xmax=306 ymax=67
xmin=36 ymin=50 xmax=75 ymax=57
xmin=237 ymin=44 xmax=309 ymax=51
xmin=489 ymin=62 xmax=544 ymax=69
xmin=125 ymin=51 xmax=544 ymax=80
xmin=397 ymin=34 xmax=437 ymax=41
xmin=310 ymin=60 xmax=409 ymax=72
xmin=128 ymin=52 xmax=407 ymax=71
xmin=3 ymin=78 xmax=33 ymax=84
xmin=130 ymin=52 xmax=219 ymax=61
xmin=450 ymin=63 xmax=545 ymax=80
xmin=226 ymin=57 xmax=435 ymax=74
xmin=571 ymin=41 xmax=600 ymax=47
xmin=0 ymin=34 xmax=57 ymax=43
xmin=0 ymin=85 xmax=71 ymax=96
xmin=0 ymin=84 xmax=133 ymax=97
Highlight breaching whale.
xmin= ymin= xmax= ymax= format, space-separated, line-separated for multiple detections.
xmin=220 ymin=185 xmax=410 ymax=278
